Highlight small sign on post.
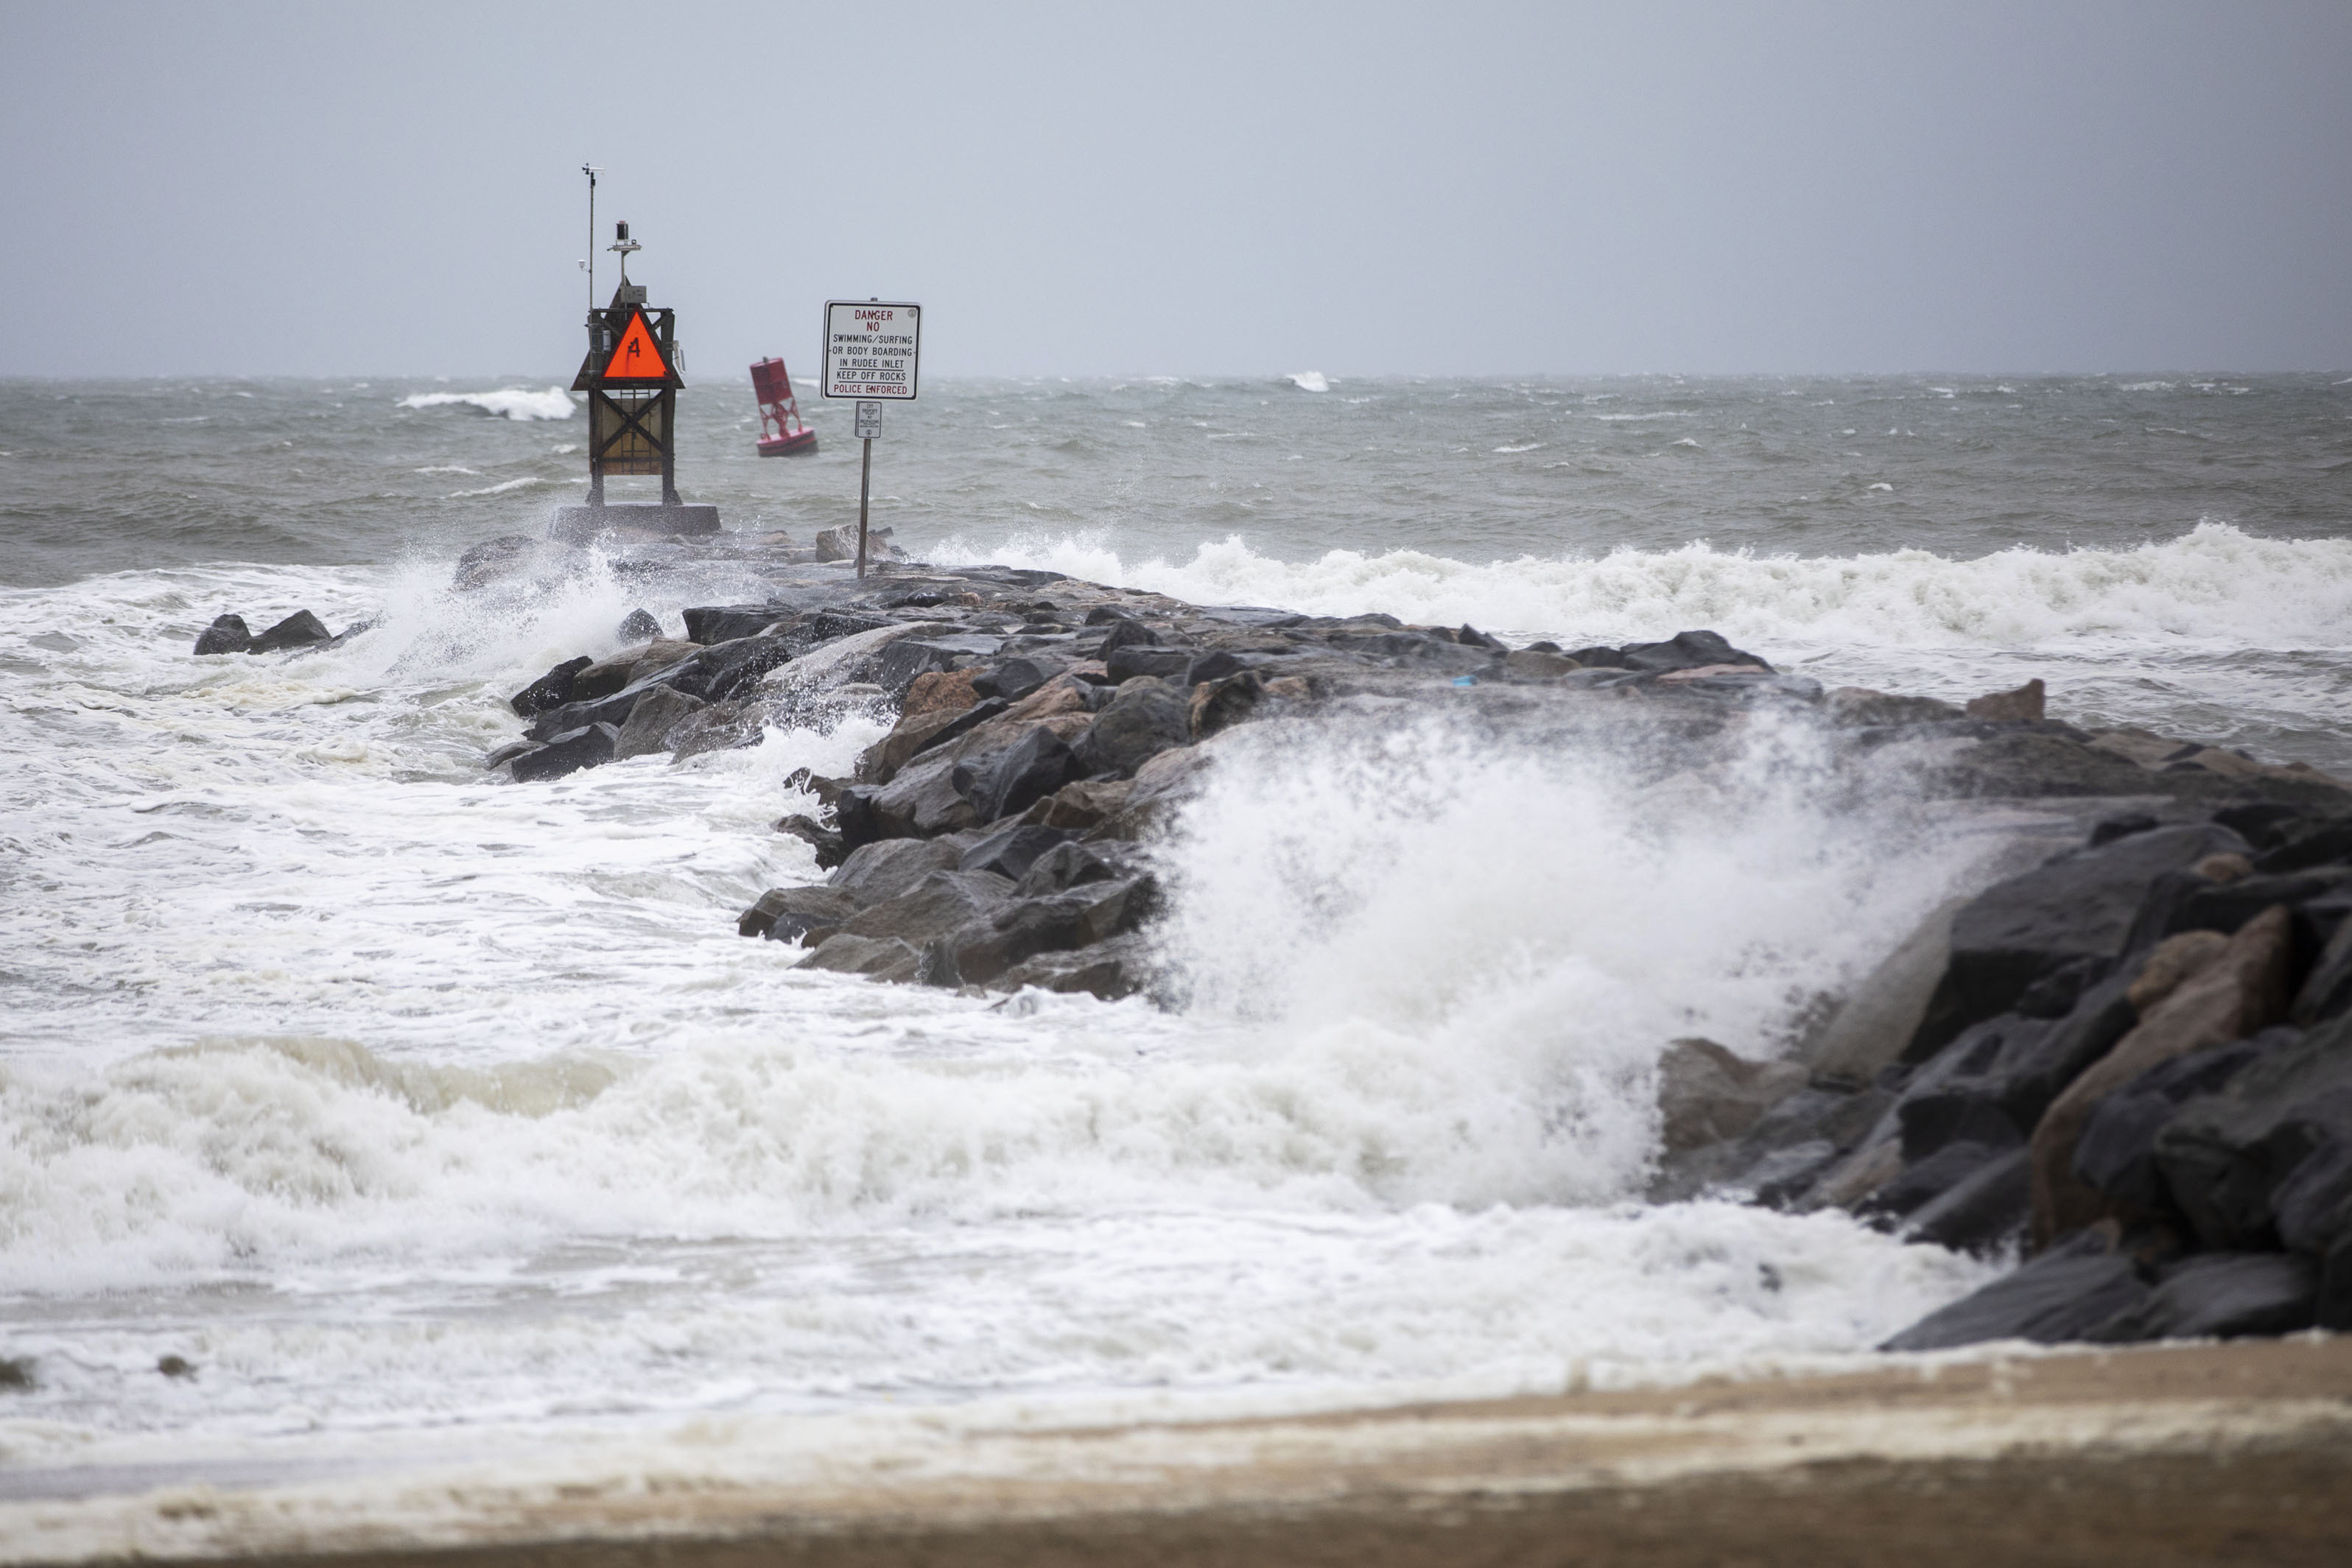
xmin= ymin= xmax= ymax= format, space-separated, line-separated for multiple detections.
xmin=822 ymin=300 xmax=922 ymax=578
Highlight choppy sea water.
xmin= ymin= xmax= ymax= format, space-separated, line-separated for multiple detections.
xmin=0 ymin=373 xmax=2347 ymax=1505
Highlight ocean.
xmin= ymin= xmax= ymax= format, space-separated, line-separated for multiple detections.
xmin=1 ymin=371 xmax=2348 ymax=1506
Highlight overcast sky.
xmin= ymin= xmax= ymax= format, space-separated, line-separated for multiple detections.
xmin=5 ymin=1 xmax=2348 ymax=379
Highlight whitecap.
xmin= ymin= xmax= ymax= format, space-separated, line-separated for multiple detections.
xmin=447 ymin=476 xmax=555 ymax=497
xmin=1492 ymin=443 xmax=1545 ymax=454
xmin=399 ymin=387 xmax=578 ymax=421
xmin=1284 ymin=371 xmax=1331 ymax=393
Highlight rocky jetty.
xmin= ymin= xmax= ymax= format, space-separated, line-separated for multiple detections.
xmin=462 ymin=534 xmax=2352 ymax=1357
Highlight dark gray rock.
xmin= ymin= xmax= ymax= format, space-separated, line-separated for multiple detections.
xmin=1105 ymin=644 xmax=1195 ymax=683
xmin=613 ymin=685 xmax=708 ymax=760
xmin=617 ymin=608 xmax=663 ymax=641
xmin=947 ymin=876 xmax=1159 ymax=985
xmin=1017 ymin=840 xmax=1122 ymax=896
xmin=247 ymin=609 xmax=332 ymax=653
xmin=1865 ymin=1139 xmax=2015 ymax=1223
xmin=952 ymin=724 xmax=1078 ymax=824
xmin=2086 ymin=1252 xmax=2317 ymax=1343
xmin=1075 ymin=680 xmax=1193 ymax=778
xmin=1095 ymin=619 xmax=1168 ymax=658
xmin=1896 ymin=1084 xmax=2025 ymax=1163
xmin=193 ymin=614 xmax=250 ymax=655
xmin=839 ymin=870 xmax=1016 ymax=949
xmin=775 ymin=813 xmax=846 ymax=871
xmin=959 ymin=824 xmax=1073 ymax=883
xmin=829 ymin=837 xmax=966 ymax=906
xmin=989 ymin=932 xmax=1152 ymax=1000
xmin=972 ymin=655 xmax=1066 ymax=703
xmin=510 ymin=656 xmax=594 ymax=717
xmin=2153 ymin=1013 xmax=2351 ymax=1251
xmin=683 ymin=604 xmax=787 ymax=644
xmin=2253 ymin=818 xmax=2352 ymax=875
xmin=2273 ymin=1139 xmax=2352 ymax=1261
xmin=798 ymin=933 xmax=923 ymax=982
xmin=1617 ymin=630 xmax=1772 ymax=675
xmin=874 ymin=635 xmax=1000 ymax=695
xmin=2292 ymin=913 xmax=2352 ymax=1027
xmin=1903 ymin=1147 xmax=2032 ymax=1255
xmin=738 ymin=885 xmax=859 ymax=942
xmin=1908 ymin=823 xmax=2246 ymax=1060
xmin=2166 ymin=869 xmax=2352 ymax=943
xmin=505 ymin=722 xmax=619 ymax=782
xmin=1881 ymin=1230 xmax=2151 ymax=1351
xmin=2073 ymin=1036 xmax=2275 ymax=1215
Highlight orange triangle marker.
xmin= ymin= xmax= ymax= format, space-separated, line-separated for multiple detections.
xmin=603 ymin=311 xmax=669 ymax=381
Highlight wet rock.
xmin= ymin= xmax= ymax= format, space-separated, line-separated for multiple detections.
xmin=989 ymin=932 xmax=1151 ymax=1000
xmin=738 ymin=885 xmax=859 ymax=942
xmin=510 ymin=655 xmax=594 ymax=717
xmin=2256 ymin=818 xmax=2352 ymax=875
xmin=2155 ymin=1011 xmax=2352 ymax=1251
xmin=840 ymin=871 xmax=1016 ymax=950
xmin=1617 ymin=630 xmax=1773 ymax=675
xmin=451 ymin=533 xmax=538 ymax=591
xmin=2032 ymin=905 xmax=2296 ymax=1247
xmin=2087 ymin=1252 xmax=2317 ymax=1343
xmin=0 ymin=1357 xmax=33 ymax=1390
xmin=1902 ymin=1147 xmax=2033 ymax=1254
xmin=617 ymin=608 xmax=663 ymax=641
xmin=1909 ymin=823 xmax=2247 ymax=1061
xmin=1965 ymin=678 xmax=2047 ymax=723
xmin=1016 ymin=839 xmax=1121 ymax=896
xmin=2293 ymin=913 xmax=2352 ymax=1027
xmin=1864 ymin=1139 xmax=2016 ymax=1224
xmin=2073 ymin=1035 xmax=2276 ymax=1217
xmin=613 ymin=685 xmax=708 ymax=760
xmin=1076 ymin=678 xmax=1193 ymax=777
xmin=1501 ymin=648 xmax=1582 ymax=678
xmin=1019 ymin=778 xmax=1137 ymax=834
xmin=958 ymin=823 xmax=1073 ymax=883
xmin=193 ymin=614 xmax=250 ymax=655
xmin=1823 ymin=686 xmax=1963 ymax=727
xmin=682 ymin=604 xmax=787 ymax=644
xmin=775 ymin=813 xmax=846 ymax=870
xmin=1105 ymin=644 xmax=1195 ymax=683
xmin=1656 ymin=1038 xmax=1808 ymax=1155
xmin=1881 ymin=1228 xmax=2150 ymax=1351
xmin=505 ymin=722 xmax=620 ymax=782
xmin=1188 ymin=669 xmax=1270 ymax=739
xmin=667 ymin=699 xmax=764 ymax=759
xmin=157 ymin=1354 xmax=196 ymax=1379
xmin=247 ymin=609 xmax=331 ymax=653
xmin=952 ymin=723 xmax=1080 ymax=825
xmin=568 ymin=640 xmax=701 ymax=703
xmin=904 ymin=669 xmax=981 ymax=720
xmin=829 ymin=837 xmax=966 ymax=906
xmin=1803 ymin=899 xmax=1965 ymax=1089
xmin=972 ymin=655 xmax=1068 ymax=703
xmin=799 ymin=932 xmax=922 ymax=981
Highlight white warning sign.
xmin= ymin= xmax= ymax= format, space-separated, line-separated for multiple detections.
xmin=823 ymin=300 xmax=922 ymax=400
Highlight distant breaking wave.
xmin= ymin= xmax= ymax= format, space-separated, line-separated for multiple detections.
xmin=1284 ymin=371 xmax=1331 ymax=393
xmin=398 ymin=386 xmax=577 ymax=421
xmin=930 ymin=521 xmax=2352 ymax=651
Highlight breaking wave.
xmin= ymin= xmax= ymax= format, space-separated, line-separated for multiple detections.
xmin=397 ymin=387 xmax=578 ymax=421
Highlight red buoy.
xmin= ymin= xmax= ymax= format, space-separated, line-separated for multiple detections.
xmin=750 ymin=357 xmax=818 ymax=456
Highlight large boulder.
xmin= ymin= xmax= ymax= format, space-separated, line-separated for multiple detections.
xmin=246 ymin=609 xmax=332 ymax=653
xmin=2293 ymin=913 xmax=2352 ymax=1027
xmin=192 ymin=614 xmax=250 ymax=655
xmin=838 ymin=871 xmax=1017 ymax=949
xmin=682 ymin=604 xmax=788 ymax=644
xmin=2085 ymin=1252 xmax=2317 ymax=1343
xmin=1901 ymin=1147 xmax=2033 ymax=1255
xmin=1617 ymin=630 xmax=1773 ymax=675
xmin=989 ymin=932 xmax=1153 ymax=1000
xmin=613 ymin=685 xmax=708 ymax=759
xmin=1075 ymin=678 xmax=1193 ymax=778
xmin=505 ymin=722 xmax=620 ymax=782
xmin=509 ymin=655 xmax=594 ymax=717
xmin=569 ymin=640 xmax=701 ymax=702
xmin=1803 ymin=899 xmax=1965 ymax=1089
xmin=952 ymin=723 xmax=1081 ymax=825
xmin=1881 ymin=1229 xmax=2150 ymax=1351
xmin=798 ymin=934 xmax=923 ymax=981
xmin=2155 ymin=1011 xmax=2352 ymax=1251
xmin=1655 ymin=1038 xmax=1807 ymax=1155
xmin=2071 ymin=1034 xmax=2277 ymax=1220
xmin=828 ymin=837 xmax=965 ymax=906
xmin=1908 ymin=823 xmax=2247 ymax=1061
xmin=738 ymin=885 xmax=859 ymax=943
xmin=2030 ymin=905 xmax=2295 ymax=1247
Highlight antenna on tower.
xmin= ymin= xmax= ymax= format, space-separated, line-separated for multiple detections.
xmin=580 ymin=164 xmax=603 ymax=311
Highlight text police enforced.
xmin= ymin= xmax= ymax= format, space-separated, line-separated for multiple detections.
xmin=822 ymin=301 xmax=923 ymax=400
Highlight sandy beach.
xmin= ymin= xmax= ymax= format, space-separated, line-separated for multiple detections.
xmin=7 ymin=1336 xmax=2347 ymax=1567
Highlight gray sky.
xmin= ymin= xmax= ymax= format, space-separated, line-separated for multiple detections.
xmin=6 ymin=1 xmax=2348 ymax=378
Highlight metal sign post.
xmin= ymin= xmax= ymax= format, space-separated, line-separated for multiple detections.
xmin=822 ymin=300 xmax=921 ymax=579
xmin=853 ymin=401 xmax=882 ymax=576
